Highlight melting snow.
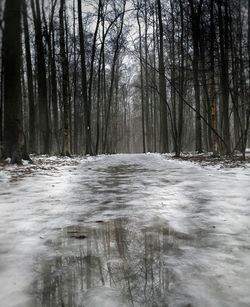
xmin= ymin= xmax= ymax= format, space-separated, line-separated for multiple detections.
xmin=0 ymin=154 xmax=250 ymax=306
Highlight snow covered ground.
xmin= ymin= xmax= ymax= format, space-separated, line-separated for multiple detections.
xmin=0 ymin=154 xmax=250 ymax=307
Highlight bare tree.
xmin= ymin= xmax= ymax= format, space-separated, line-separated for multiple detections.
xmin=2 ymin=0 xmax=24 ymax=163
xmin=157 ymin=0 xmax=169 ymax=153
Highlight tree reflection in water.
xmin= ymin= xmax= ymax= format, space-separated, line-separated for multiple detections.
xmin=32 ymin=218 xmax=189 ymax=307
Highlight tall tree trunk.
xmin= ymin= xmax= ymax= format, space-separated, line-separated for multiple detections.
xmin=31 ymin=0 xmax=50 ymax=154
xmin=89 ymin=0 xmax=102 ymax=153
xmin=137 ymin=8 xmax=146 ymax=153
xmin=210 ymin=0 xmax=218 ymax=155
xmin=0 ymin=41 xmax=3 ymax=155
xmin=144 ymin=0 xmax=150 ymax=151
xmin=0 ymin=5 xmax=2 ymax=155
xmin=103 ymin=1 xmax=126 ymax=153
xmin=189 ymin=0 xmax=203 ymax=153
xmin=78 ymin=0 xmax=92 ymax=155
xmin=60 ymin=0 xmax=70 ymax=155
xmin=177 ymin=0 xmax=184 ymax=156
xmin=48 ymin=0 xmax=59 ymax=153
xmin=228 ymin=2 xmax=241 ymax=151
xmin=218 ymin=0 xmax=231 ymax=154
xmin=245 ymin=0 xmax=250 ymax=159
xmin=95 ymin=33 xmax=103 ymax=155
xmin=200 ymin=30 xmax=211 ymax=152
xmin=152 ymin=7 xmax=158 ymax=152
xmin=23 ymin=0 xmax=35 ymax=153
xmin=73 ymin=0 xmax=78 ymax=154
xmin=2 ymin=0 xmax=23 ymax=163
xmin=157 ymin=0 xmax=169 ymax=153
xmin=170 ymin=0 xmax=178 ymax=155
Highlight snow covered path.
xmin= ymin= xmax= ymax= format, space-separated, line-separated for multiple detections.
xmin=0 ymin=154 xmax=250 ymax=307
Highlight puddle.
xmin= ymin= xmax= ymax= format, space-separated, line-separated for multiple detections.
xmin=31 ymin=218 xmax=193 ymax=307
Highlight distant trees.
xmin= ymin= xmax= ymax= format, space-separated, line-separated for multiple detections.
xmin=0 ymin=0 xmax=250 ymax=162
xmin=133 ymin=0 xmax=250 ymax=158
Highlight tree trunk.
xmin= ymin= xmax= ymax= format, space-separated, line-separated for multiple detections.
xmin=245 ymin=0 xmax=250 ymax=159
xmin=2 ymin=0 xmax=23 ymax=163
xmin=157 ymin=0 xmax=169 ymax=153
xmin=189 ymin=0 xmax=203 ymax=153
xmin=60 ymin=0 xmax=70 ymax=156
xmin=177 ymin=0 xmax=184 ymax=156
xmin=103 ymin=1 xmax=126 ymax=153
xmin=137 ymin=8 xmax=146 ymax=153
xmin=144 ymin=0 xmax=150 ymax=151
xmin=23 ymin=0 xmax=36 ymax=153
xmin=47 ymin=0 xmax=59 ymax=153
xmin=200 ymin=30 xmax=211 ymax=152
xmin=78 ymin=0 xmax=92 ymax=155
xmin=170 ymin=0 xmax=178 ymax=155
xmin=0 ymin=44 xmax=3 ymax=155
xmin=210 ymin=0 xmax=219 ymax=155
xmin=73 ymin=0 xmax=78 ymax=154
xmin=89 ymin=0 xmax=102 ymax=153
xmin=31 ymin=0 xmax=50 ymax=154
xmin=218 ymin=0 xmax=231 ymax=154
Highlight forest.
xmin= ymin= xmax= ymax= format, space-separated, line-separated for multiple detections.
xmin=1 ymin=1 xmax=250 ymax=306
xmin=0 ymin=0 xmax=249 ymax=164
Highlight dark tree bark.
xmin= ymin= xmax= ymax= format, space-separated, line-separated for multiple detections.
xmin=217 ymin=0 xmax=231 ymax=154
xmin=60 ymin=0 xmax=70 ymax=156
xmin=95 ymin=2 xmax=117 ymax=154
xmin=31 ymin=0 xmax=50 ymax=154
xmin=136 ymin=6 xmax=146 ymax=153
xmin=95 ymin=12 xmax=103 ymax=155
xmin=88 ymin=0 xmax=102 ymax=135
xmin=189 ymin=0 xmax=203 ymax=153
xmin=43 ymin=0 xmax=58 ymax=152
xmin=0 ymin=45 xmax=3 ymax=155
xmin=103 ymin=0 xmax=126 ymax=153
xmin=244 ymin=0 xmax=250 ymax=159
xmin=228 ymin=2 xmax=241 ymax=152
xmin=157 ymin=0 xmax=169 ymax=153
xmin=73 ymin=0 xmax=78 ymax=154
xmin=170 ymin=0 xmax=178 ymax=155
xmin=152 ymin=6 xmax=158 ymax=152
xmin=0 ymin=4 xmax=2 ymax=154
xmin=175 ymin=0 xmax=185 ymax=157
xmin=209 ymin=0 xmax=219 ymax=155
xmin=23 ymin=0 xmax=35 ymax=153
xmin=78 ymin=0 xmax=92 ymax=155
xmin=2 ymin=0 xmax=23 ymax=163
xmin=144 ymin=0 xmax=150 ymax=151
xmin=200 ymin=27 xmax=211 ymax=152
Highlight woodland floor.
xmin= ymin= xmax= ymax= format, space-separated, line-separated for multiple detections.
xmin=171 ymin=153 xmax=250 ymax=168
xmin=0 ymin=154 xmax=250 ymax=307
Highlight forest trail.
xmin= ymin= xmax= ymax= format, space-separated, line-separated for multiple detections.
xmin=0 ymin=154 xmax=250 ymax=307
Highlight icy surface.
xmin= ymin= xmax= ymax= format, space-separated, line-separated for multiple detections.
xmin=0 ymin=154 xmax=250 ymax=307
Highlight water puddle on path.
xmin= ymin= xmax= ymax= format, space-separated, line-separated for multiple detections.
xmin=31 ymin=218 xmax=194 ymax=307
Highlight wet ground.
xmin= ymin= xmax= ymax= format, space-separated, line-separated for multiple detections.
xmin=0 ymin=154 xmax=250 ymax=307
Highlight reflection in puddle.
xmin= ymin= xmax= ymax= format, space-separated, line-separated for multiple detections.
xmin=32 ymin=219 xmax=192 ymax=307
